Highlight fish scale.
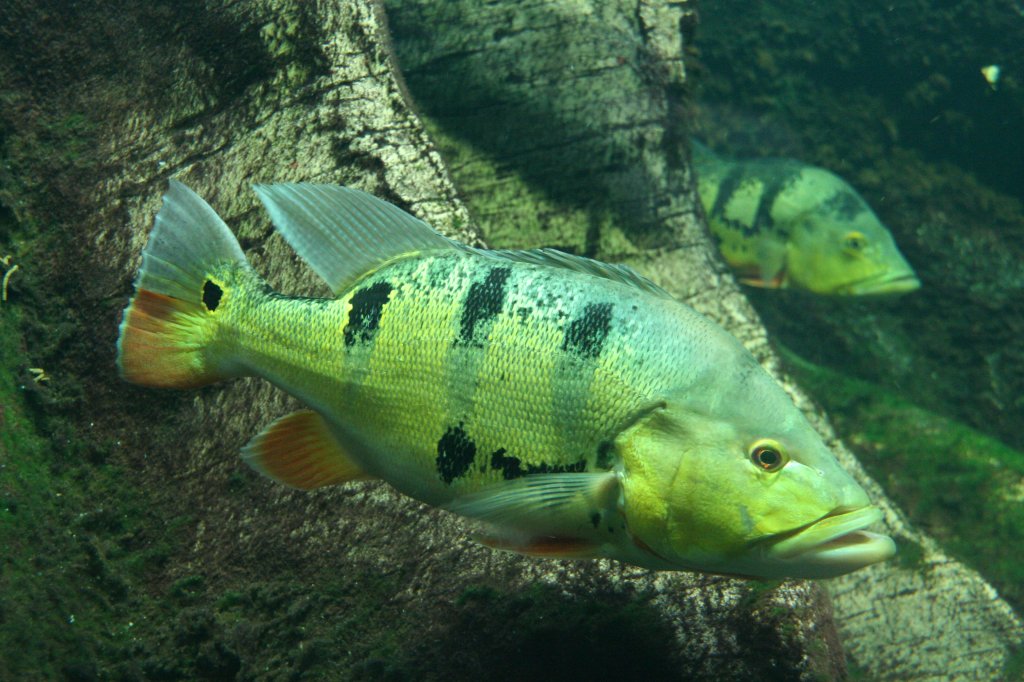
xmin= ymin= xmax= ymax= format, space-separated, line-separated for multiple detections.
xmin=291 ymin=251 xmax=667 ymax=504
xmin=115 ymin=181 xmax=896 ymax=578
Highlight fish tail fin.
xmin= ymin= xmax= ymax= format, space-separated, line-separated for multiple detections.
xmin=117 ymin=180 xmax=251 ymax=388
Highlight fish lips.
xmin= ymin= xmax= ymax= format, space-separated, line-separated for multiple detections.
xmin=763 ymin=505 xmax=896 ymax=578
xmin=838 ymin=271 xmax=921 ymax=296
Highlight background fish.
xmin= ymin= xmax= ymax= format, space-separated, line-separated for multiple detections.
xmin=692 ymin=141 xmax=920 ymax=295
xmin=117 ymin=181 xmax=895 ymax=578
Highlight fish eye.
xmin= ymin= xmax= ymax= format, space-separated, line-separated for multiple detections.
xmin=843 ymin=231 xmax=867 ymax=253
xmin=749 ymin=439 xmax=787 ymax=472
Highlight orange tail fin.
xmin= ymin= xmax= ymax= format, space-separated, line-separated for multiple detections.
xmin=117 ymin=180 xmax=250 ymax=388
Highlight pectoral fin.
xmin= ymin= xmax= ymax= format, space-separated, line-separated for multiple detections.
xmin=448 ymin=472 xmax=619 ymax=557
xmin=241 ymin=410 xmax=372 ymax=490
xmin=739 ymin=241 xmax=787 ymax=288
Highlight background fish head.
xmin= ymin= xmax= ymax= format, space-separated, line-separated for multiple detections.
xmin=619 ymin=353 xmax=895 ymax=578
xmin=779 ymin=168 xmax=920 ymax=295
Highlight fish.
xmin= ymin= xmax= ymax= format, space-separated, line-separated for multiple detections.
xmin=116 ymin=180 xmax=896 ymax=579
xmin=692 ymin=141 xmax=920 ymax=295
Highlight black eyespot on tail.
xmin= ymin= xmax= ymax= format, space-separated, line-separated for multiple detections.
xmin=202 ymin=280 xmax=223 ymax=311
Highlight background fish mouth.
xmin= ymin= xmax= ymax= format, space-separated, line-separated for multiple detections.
xmin=766 ymin=506 xmax=896 ymax=577
xmin=841 ymin=272 xmax=921 ymax=296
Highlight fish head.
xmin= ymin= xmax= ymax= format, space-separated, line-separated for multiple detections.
xmin=617 ymin=353 xmax=895 ymax=578
xmin=776 ymin=169 xmax=920 ymax=295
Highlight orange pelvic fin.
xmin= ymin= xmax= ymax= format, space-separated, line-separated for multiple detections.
xmin=241 ymin=410 xmax=371 ymax=490
xmin=739 ymin=274 xmax=786 ymax=289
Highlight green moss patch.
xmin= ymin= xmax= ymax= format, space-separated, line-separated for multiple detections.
xmin=0 ymin=305 xmax=169 ymax=678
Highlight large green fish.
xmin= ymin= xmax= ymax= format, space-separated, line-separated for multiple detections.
xmin=692 ymin=141 xmax=920 ymax=295
xmin=117 ymin=181 xmax=895 ymax=578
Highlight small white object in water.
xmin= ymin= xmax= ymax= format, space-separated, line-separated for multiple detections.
xmin=981 ymin=64 xmax=1001 ymax=90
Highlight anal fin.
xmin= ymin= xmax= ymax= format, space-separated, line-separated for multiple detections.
xmin=241 ymin=410 xmax=371 ymax=490
xmin=478 ymin=533 xmax=604 ymax=560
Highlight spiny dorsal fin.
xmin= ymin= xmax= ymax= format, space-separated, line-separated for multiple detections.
xmin=484 ymin=248 xmax=673 ymax=299
xmin=253 ymin=183 xmax=458 ymax=295
xmin=253 ymin=183 xmax=673 ymax=299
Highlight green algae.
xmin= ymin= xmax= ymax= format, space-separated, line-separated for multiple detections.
xmin=0 ymin=305 xmax=146 ymax=678
xmin=780 ymin=346 xmax=1024 ymax=610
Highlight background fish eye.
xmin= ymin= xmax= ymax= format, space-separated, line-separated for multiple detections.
xmin=843 ymin=231 xmax=867 ymax=253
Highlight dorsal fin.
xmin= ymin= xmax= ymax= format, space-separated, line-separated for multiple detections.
xmin=253 ymin=183 xmax=458 ymax=294
xmin=484 ymin=248 xmax=674 ymax=300
xmin=253 ymin=183 xmax=673 ymax=300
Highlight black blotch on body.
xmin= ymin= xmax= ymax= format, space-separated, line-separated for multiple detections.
xmin=490 ymin=448 xmax=520 ymax=480
xmin=490 ymin=448 xmax=587 ymax=480
xmin=596 ymin=441 xmax=613 ymax=470
xmin=710 ymin=167 xmax=746 ymax=223
xmin=590 ymin=512 xmax=601 ymax=529
xmin=202 ymin=280 xmax=223 ymax=311
xmin=437 ymin=424 xmax=477 ymax=484
xmin=457 ymin=266 xmax=511 ymax=346
xmin=823 ymin=190 xmax=868 ymax=221
xmin=562 ymin=303 xmax=613 ymax=359
xmin=751 ymin=169 xmax=798 ymax=237
xmin=344 ymin=281 xmax=393 ymax=346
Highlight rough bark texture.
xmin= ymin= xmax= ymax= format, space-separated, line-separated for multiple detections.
xmin=0 ymin=1 xmax=846 ymax=680
xmin=385 ymin=0 xmax=1024 ymax=680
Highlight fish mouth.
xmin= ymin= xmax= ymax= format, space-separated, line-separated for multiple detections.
xmin=765 ymin=506 xmax=896 ymax=578
xmin=838 ymin=271 xmax=921 ymax=296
